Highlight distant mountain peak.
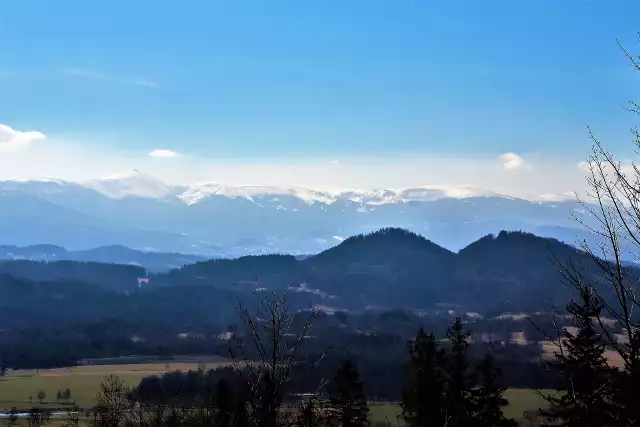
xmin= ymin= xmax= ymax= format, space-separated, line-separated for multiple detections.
xmin=8 ymin=177 xmax=68 ymax=183
xmin=178 ymin=182 xmax=338 ymax=205
xmin=311 ymin=227 xmax=454 ymax=266
xmin=83 ymin=170 xmax=173 ymax=199
xmin=100 ymin=169 xmax=149 ymax=181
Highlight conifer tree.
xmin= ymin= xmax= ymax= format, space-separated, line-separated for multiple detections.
xmin=542 ymin=289 xmax=614 ymax=427
xmin=214 ymin=379 xmax=235 ymax=427
xmin=472 ymin=353 xmax=518 ymax=427
xmin=401 ymin=328 xmax=447 ymax=427
xmin=442 ymin=317 xmax=473 ymax=426
xmin=328 ymin=359 xmax=369 ymax=427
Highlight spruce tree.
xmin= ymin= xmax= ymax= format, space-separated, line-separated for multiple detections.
xmin=472 ymin=353 xmax=518 ymax=427
xmin=401 ymin=328 xmax=447 ymax=427
xmin=542 ymin=289 xmax=613 ymax=427
xmin=442 ymin=317 xmax=474 ymax=427
xmin=214 ymin=379 xmax=235 ymax=427
xmin=328 ymin=359 xmax=369 ymax=427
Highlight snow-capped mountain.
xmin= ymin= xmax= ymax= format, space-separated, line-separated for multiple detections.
xmin=179 ymin=182 xmax=338 ymax=206
xmin=83 ymin=169 xmax=177 ymax=199
xmin=13 ymin=169 xmax=500 ymax=208
xmin=0 ymin=170 xmax=594 ymax=256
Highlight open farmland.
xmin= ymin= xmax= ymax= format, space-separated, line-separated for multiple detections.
xmin=369 ymin=389 xmax=556 ymax=425
xmin=0 ymin=359 xmax=230 ymax=411
xmin=0 ymin=361 xmax=554 ymax=425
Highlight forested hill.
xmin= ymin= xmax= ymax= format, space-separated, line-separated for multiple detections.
xmin=0 ymin=227 xmax=624 ymax=369
xmin=0 ymin=228 xmax=618 ymax=313
xmin=0 ymin=244 xmax=203 ymax=272
xmin=152 ymin=228 xmax=609 ymax=311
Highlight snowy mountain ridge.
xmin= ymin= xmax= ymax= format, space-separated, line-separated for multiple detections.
xmin=5 ymin=170 xmax=511 ymax=206
xmin=0 ymin=169 xmax=592 ymax=257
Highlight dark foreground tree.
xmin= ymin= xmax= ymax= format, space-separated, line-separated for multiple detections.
xmin=229 ymin=290 xmax=318 ymax=427
xmin=402 ymin=320 xmax=517 ymax=427
xmin=327 ymin=359 xmax=369 ymax=427
xmin=443 ymin=318 xmax=473 ymax=426
xmin=402 ymin=328 xmax=447 ymax=426
xmin=563 ymin=35 xmax=640 ymax=425
xmin=541 ymin=289 xmax=614 ymax=426
xmin=472 ymin=353 xmax=518 ymax=427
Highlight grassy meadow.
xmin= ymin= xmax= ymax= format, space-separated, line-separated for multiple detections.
xmin=0 ymin=360 xmax=230 ymax=411
xmin=0 ymin=360 xmax=553 ymax=425
xmin=368 ymin=388 xmax=554 ymax=425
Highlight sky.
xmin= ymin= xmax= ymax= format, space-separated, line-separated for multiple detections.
xmin=1 ymin=0 xmax=640 ymax=198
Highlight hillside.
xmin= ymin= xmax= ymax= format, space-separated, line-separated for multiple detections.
xmin=0 ymin=243 xmax=204 ymax=272
xmin=0 ymin=228 xmax=622 ymax=316
xmin=157 ymin=228 xmax=613 ymax=311
xmin=0 ymin=227 xmax=626 ymax=369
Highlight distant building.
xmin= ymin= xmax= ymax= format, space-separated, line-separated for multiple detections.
xmin=218 ymin=331 xmax=234 ymax=341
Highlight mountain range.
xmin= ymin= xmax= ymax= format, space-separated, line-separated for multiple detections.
xmin=0 ymin=229 xmax=618 ymax=318
xmin=0 ymin=170 xmax=595 ymax=256
xmin=0 ymin=244 xmax=203 ymax=272
xmin=0 ymin=228 xmax=606 ymax=373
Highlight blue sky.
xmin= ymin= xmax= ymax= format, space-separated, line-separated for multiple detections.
xmin=1 ymin=0 xmax=639 ymax=197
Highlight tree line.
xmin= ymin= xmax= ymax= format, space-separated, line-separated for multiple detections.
xmin=41 ymin=292 xmax=519 ymax=427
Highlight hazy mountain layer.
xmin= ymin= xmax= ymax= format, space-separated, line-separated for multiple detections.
xmin=0 ymin=171 xmax=593 ymax=256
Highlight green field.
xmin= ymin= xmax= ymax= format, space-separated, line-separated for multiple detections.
xmin=0 ymin=362 xmax=552 ymax=425
xmin=369 ymin=388 xmax=555 ymax=425
xmin=0 ymin=360 xmax=230 ymax=410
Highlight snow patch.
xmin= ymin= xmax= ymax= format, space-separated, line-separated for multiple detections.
xmin=83 ymin=169 xmax=172 ymax=199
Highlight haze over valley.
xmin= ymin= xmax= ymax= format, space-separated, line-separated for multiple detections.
xmin=0 ymin=170 xmax=594 ymax=258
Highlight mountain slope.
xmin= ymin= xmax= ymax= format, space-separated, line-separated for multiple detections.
xmin=0 ymin=244 xmax=204 ymax=272
xmin=0 ymin=228 xmax=629 ymax=316
xmin=303 ymin=228 xmax=457 ymax=307
xmin=158 ymin=228 xmax=613 ymax=311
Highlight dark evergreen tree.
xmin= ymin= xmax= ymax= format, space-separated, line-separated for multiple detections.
xmin=328 ymin=359 xmax=369 ymax=427
xmin=541 ymin=289 xmax=614 ymax=427
xmin=443 ymin=317 xmax=473 ymax=426
xmin=214 ymin=379 xmax=236 ymax=427
xmin=401 ymin=328 xmax=447 ymax=427
xmin=472 ymin=353 xmax=518 ymax=427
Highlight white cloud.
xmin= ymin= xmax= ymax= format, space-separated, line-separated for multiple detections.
xmin=0 ymin=124 xmax=46 ymax=152
xmin=578 ymin=160 xmax=590 ymax=171
xmin=499 ymin=152 xmax=525 ymax=169
xmin=149 ymin=149 xmax=180 ymax=158
xmin=66 ymin=68 xmax=158 ymax=88
xmin=330 ymin=159 xmax=340 ymax=165
xmin=538 ymin=192 xmax=577 ymax=202
xmin=0 ymin=131 xmax=591 ymax=200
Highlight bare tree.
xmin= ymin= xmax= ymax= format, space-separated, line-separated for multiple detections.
xmin=229 ymin=288 xmax=319 ymax=427
xmin=26 ymin=408 xmax=50 ymax=427
xmin=89 ymin=375 xmax=131 ymax=427
xmin=560 ymin=34 xmax=640 ymax=424
xmin=62 ymin=405 xmax=81 ymax=427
